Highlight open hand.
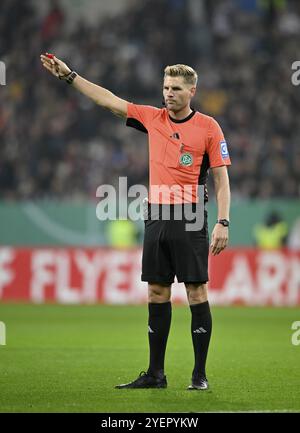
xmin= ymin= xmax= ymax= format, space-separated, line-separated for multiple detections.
xmin=40 ymin=53 xmax=71 ymax=79
xmin=210 ymin=224 xmax=229 ymax=255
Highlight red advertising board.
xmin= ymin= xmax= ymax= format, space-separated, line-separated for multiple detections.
xmin=0 ymin=247 xmax=299 ymax=305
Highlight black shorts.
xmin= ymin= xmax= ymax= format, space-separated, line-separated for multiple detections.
xmin=142 ymin=205 xmax=209 ymax=285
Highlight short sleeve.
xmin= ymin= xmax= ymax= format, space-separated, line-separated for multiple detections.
xmin=206 ymin=117 xmax=231 ymax=168
xmin=126 ymin=103 xmax=159 ymax=132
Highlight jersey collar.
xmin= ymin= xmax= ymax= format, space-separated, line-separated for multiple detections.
xmin=168 ymin=109 xmax=195 ymax=123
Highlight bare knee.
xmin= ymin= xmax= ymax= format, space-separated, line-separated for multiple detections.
xmin=185 ymin=283 xmax=208 ymax=305
xmin=148 ymin=283 xmax=171 ymax=303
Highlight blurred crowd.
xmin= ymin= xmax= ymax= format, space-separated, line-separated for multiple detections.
xmin=0 ymin=0 xmax=300 ymax=201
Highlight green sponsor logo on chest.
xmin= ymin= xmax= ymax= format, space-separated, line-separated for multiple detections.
xmin=179 ymin=152 xmax=193 ymax=166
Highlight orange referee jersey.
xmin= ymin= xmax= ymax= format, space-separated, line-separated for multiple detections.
xmin=126 ymin=103 xmax=231 ymax=204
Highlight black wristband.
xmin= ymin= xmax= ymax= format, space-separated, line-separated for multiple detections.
xmin=58 ymin=71 xmax=71 ymax=80
xmin=65 ymin=71 xmax=77 ymax=84
xmin=58 ymin=70 xmax=77 ymax=84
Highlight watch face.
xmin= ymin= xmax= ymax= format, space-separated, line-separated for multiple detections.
xmin=219 ymin=219 xmax=229 ymax=227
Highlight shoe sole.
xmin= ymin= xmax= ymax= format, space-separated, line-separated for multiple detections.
xmin=115 ymin=383 xmax=167 ymax=389
xmin=187 ymin=385 xmax=209 ymax=391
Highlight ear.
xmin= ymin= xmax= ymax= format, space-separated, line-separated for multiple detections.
xmin=190 ymin=86 xmax=196 ymax=98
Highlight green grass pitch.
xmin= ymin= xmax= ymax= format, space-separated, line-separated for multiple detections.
xmin=0 ymin=304 xmax=299 ymax=413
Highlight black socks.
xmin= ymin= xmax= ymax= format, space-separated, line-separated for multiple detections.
xmin=147 ymin=301 xmax=172 ymax=378
xmin=190 ymin=301 xmax=212 ymax=379
xmin=147 ymin=301 xmax=211 ymax=380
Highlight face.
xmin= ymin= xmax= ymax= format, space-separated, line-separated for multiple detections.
xmin=163 ymin=75 xmax=196 ymax=112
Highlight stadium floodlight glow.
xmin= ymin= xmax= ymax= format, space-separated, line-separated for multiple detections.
xmin=0 ymin=61 xmax=6 ymax=85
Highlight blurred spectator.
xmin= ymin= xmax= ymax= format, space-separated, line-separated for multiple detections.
xmin=106 ymin=219 xmax=139 ymax=248
xmin=0 ymin=0 xmax=299 ymax=201
xmin=253 ymin=210 xmax=289 ymax=248
xmin=41 ymin=0 xmax=65 ymax=43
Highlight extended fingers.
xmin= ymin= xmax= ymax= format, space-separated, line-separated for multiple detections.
xmin=40 ymin=53 xmax=58 ymax=68
xmin=41 ymin=54 xmax=52 ymax=63
xmin=218 ymin=237 xmax=228 ymax=254
xmin=211 ymin=236 xmax=228 ymax=255
xmin=211 ymin=238 xmax=221 ymax=255
xmin=41 ymin=59 xmax=59 ymax=77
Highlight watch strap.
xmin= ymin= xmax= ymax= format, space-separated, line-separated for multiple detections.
xmin=217 ymin=219 xmax=230 ymax=227
xmin=59 ymin=70 xmax=77 ymax=84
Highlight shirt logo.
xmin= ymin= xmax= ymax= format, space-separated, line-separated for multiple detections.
xmin=193 ymin=327 xmax=207 ymax=334
xmin=220 ymin=140 xmax=229 ymax=159
xmin=148 ymin=326 xmax=154 ymax=333
xmin=179 ymin=153 xmax=193 ymax=166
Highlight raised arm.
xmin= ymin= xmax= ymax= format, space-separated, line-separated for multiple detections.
xmin=40 ymin=53 xmax=128 ymax=118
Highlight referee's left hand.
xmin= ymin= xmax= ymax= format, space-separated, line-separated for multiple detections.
xmin=210 ymin=224 xmax=229 ymax=255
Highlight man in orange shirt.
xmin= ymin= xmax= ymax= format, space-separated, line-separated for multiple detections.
xmin=41 ymin=54 xmax=231 ymax=390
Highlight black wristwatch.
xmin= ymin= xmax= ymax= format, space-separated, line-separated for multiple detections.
xmin=59 ymin=70 xmax=77 ymax=84
xmin=217 ymin=219 xmax=230 ymax=227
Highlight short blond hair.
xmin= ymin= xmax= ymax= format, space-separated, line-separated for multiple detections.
xmin=164 ymin=64 xmax=198 ymax=86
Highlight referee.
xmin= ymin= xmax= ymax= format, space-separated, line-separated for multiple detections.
xmin=40 ymin=55 xmax=231 ymax=390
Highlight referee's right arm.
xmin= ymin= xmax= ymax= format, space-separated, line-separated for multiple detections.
xmin=40 ymin=54 xmax=128 ymax=118
xmin=72 ymin=75 xmax=128 ymax=117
